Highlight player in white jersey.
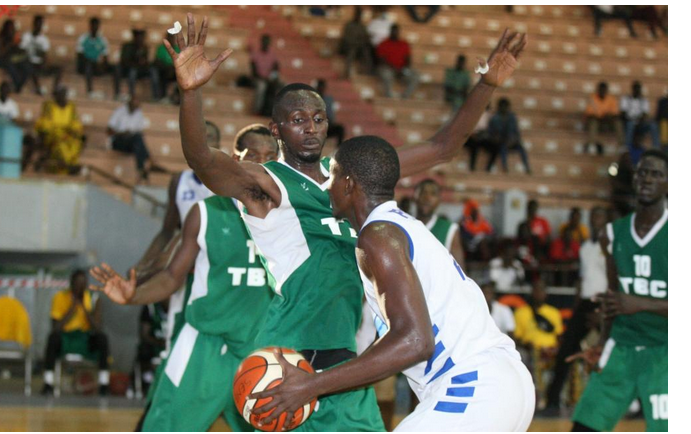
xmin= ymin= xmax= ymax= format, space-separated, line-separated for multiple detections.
xmin=251 ymin=136 xmax=535 ymax=432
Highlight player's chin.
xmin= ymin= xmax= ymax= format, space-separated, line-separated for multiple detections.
xmin=297 ymin=149 xmax=322 ymax=163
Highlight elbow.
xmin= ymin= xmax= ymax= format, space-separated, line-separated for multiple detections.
xmin=404 ymin=331 xmax=435 ymax=366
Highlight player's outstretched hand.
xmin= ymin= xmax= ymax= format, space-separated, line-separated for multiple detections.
xmin=89 ymin=263 xmax=137 ymax=305
xmin=566 ymin=345 xmax=603 ymax=371
xmin=595 ymin=291 xmax=640 ymax=319
xmin=163 ymin=13 xmax=233 ymax=91
xmin=478 ymin=28 xmax=528 ymax=88
xmin=249 ymin=348 xmax=316 ymax=432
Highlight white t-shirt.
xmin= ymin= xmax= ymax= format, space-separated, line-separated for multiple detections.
xmin=579 ymin=239 xmax=608 ymax=299
xmin=489 ymin=257 xmax=525 ymax=293
xmin=20 ymin=32 xmax=51 ymax=65
xmin=367 ymin=16 xmax=394 ymax=47
xmin=620 ymin=95 xmax=650 ymax=121
xmin=108 ymin=105 xmax=145 ymax=134
xmin=490 ymin=301 xmax=516 ymax=335
xmin=0 ymin=98 xmax=19 ymax=121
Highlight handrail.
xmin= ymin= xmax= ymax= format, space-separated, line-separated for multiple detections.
xmin=82 ymin=164 xmax=167 ymax=214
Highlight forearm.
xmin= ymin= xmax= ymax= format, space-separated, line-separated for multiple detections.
xmin=135 ymin=230 xmax=175 ymax=272
xmin=179 ymin=89 xmax=213 ymax=171
xmin=129 ymin=270 xmax=183 ymax=305
xmin=634 ymin=298 xmax=668 ymax=317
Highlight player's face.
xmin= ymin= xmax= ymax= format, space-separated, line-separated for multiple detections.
xmin=327 ymin=159 xmax=350 ymax=220
xmin=238 ymin=133 xmax=279 ymax=165
xmin=633 ymin=157 xmax=667 ymax=205
xmin=272 ymin=91 xmax=328 ymax=164
xmin=415 ymin=184 xmax=440 ymax=217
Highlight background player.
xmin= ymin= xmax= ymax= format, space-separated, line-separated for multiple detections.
xmin=569 ymin=149 xmax=668 ymax=432
xmin=250 ymin=136 xmax=535 ymax=431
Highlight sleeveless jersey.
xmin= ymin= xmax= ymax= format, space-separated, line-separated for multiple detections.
xmin=176 ymin=170 xmax=214 ymax=223
xmin=359 ymin=201 xmax=517 ymax=396
xmin=425 ymin=214 xmax=459 ymax=251
xmin=241 ymin=158 xmax=363 ymax=352
xmin=185 ymin=196 xmax=274 ymax=349
xmin=607 ymin=209 xmax=667 ymax=347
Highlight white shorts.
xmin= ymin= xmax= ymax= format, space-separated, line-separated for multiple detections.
xmin=395 ymin=347 xmax=535 ymax=432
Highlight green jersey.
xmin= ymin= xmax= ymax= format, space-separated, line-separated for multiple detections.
xmin=185 ymin=196 xmax=274 ymax=351
xmin=425 ymin=214 xmax=459 ymax=251
xmin=241 ymin=158 xmax=363 ymax=352
xmin=608 ymin=210 xmax=668 ymax=347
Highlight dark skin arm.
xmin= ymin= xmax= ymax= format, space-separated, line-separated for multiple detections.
xmin=249 ymin=223 xmax=435 ymax=431
xmin=52 ymin=297 xmax=79 ymax=332
xmin=90 ymin=204 xmax=201 ymax=305
xmin=397 ymin=29 xmax=527 ymax=178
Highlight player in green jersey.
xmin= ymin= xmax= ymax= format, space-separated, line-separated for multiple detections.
xmin=90 ymin=125 xmax=278 ymax=432
xmin=570 ymin=149 xmax=668 ymax=432
xmin=164 ymin=14 xmax=525 ymax=431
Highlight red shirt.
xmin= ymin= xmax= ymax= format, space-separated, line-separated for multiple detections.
xmin=529 ymin=216 xmax=552 ymax=244
xmin=549 ymin=238 xmax=580 ymax=262
xmin=376 ymin=38 xmax=410 ymax=71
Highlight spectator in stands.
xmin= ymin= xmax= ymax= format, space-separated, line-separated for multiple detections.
xmin=107 ymin=94 xmax=155 ymax=183
xmin=0 ymin=80 xmax=19 ymax=121
xmin=376 ymin=25 xmax=419 ymax=99
xmin=20 ymin=15 xmax=62 ymax=95
xmin=489 ymin=241 xmax=525 ymax=293
xmin=152 ymin=32 xmax=179 ymax=102
xmin=517 ymin=222 xmax=540 ymax=277
xmin=34 ymin=85 xmax=84 ymax=174
xmin=316 ymin=79 xmax=345 ymax=145
xmin=250 ymin=34 xmax=279 ymax=115
xmin=405 ymin=6 xmax=441 ymax=23
xmin=460 ymin=198 xmax=493 ymax=261
xmin=517 ymin=199 xmax=552 ymax=262
xmin=656 ymin=91 xmax=667 ymax=148
xmin=621 ymin=81 xmax=660 ymax=152
xmin=76 ymin=17 xmax=110 ymax=97
xmin=134 ymin=302 xmax=167 ymax=396
xmin=41 ymin=270 xmax=110 ymax=396
xmin=486 ymin=98 xmax=531 ymax=174
xmin=544 ymin=206 xmax=608 ymax=414
xmin=367 ymin=6 xmax=394 ymax=48
xmin=0 ymin=19 xmax=32 ymax=93
xmin=631 ymin=5 xmax=667 ymax=39
xmin=444 ymin=55 xmax=471 ymax=111
xmin=548 ymin=226 xmax=581 ymax=286
xmin=480 ymin=281 xmax=515 ymax=338
xmin=589 ymin=6 xmax=636 ymax=37
xmin=514 ymin=278 xmax=563 ymax=351
xmin=114 ymin=29 xmax=158 ymax=101
xmin=559 ymin=207 xmax=589 ymax=244
xmin=340 ymin=6 xmax=372 ymax=78
xmin=584 ymin=81 xmax=622 ymax=153
xmin=464 ymin=104 xmax=495 ymax=171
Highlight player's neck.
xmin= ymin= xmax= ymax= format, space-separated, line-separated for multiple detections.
xmin=284 ymin=154 xmax=327 ymax=184
xmin=635 ymin=199 xmax=666 ymax=229
xmin=353 ymin=197 xmax=389 ymax=232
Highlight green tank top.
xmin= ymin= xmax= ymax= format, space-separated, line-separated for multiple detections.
xmin=185 ymin=196 xmax=274 ymax=351
xmin=241 ymin=158 xmax=363 ymax=352
xmin=609 ymin=210 xmax=668 ymax=347
xmin=425 ymin=214 xmax=459 ymax=251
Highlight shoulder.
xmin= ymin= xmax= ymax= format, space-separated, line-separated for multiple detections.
xmin=358 ymin=221 xmax=410 ymax=255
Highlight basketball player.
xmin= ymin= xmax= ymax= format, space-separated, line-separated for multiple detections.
xmin=569 ymin=149 xmax=667 ymax=432
xmin=163 ymin=14 xmax=526 ymax=431
xmin=414 ymin=178 xmax=465 ymax=267
xmin=250 ymin=137 xmax=535 ymax=431
xmin=90 ymin=126 xmax=278 ymax=432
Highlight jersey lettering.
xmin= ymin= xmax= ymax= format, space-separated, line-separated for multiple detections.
xmin=227 ymin=267 xmax=247 ymax=286
xmin=650 ymin=280 xmax=667 ymax=298
xmin=227 ymin=267 xmax=267 ymax=287
xmin=634 ymin=255 xmax=652 ymax=277
xmin=182 ymin=190 xmax=195 ymax=201
xmin=649 ymin=394 xmax=668 ymax=420
xmin=619 ymin=277 xmax=633 ymax=294
xmin=247 ymin=240 xmax=258 ymax=264
xmin=321 ymin=218 xmax=358 ymax=239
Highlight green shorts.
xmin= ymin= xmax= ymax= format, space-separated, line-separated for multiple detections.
xmin=573 ymin=339 xmax=667 ymax=432
xmin=142 ymin=323 xmax=253 ymax=432
xmin=60 ymin=331 xmax=98 ymax=361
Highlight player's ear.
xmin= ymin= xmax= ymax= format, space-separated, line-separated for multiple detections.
xmin=269 ymin=121 xmax=280 ymax=140
xmin=345 ymin=175 xmax=354 ymax=195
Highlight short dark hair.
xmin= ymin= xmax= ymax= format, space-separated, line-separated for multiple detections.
xmin=34 ymin=14 xmax=44 ymax=23
xmin=89 ymin=17 xmax=100 ymax=26
xmin=335 ymin=136 xmax=400 ymax=199
xmin=234 ymin=123 xmax=273 ymax=153
xmin=70 ymin=269 xmax=86 ymax=285
xmin=271 ymin=83 xmax=321 ymax=121
xmin=640 ymin=149 xmax=668 ymax=167
xmin=415 ymin=178 xmax=440 ymax=194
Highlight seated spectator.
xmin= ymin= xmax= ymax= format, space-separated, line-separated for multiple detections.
xmin=656 ymin=91 xmax=667 ymax=148
xmin=76 ymin=17 xmax=110 ymax=97
xmin=152 ymin=32 xmax=179 ymax=102
xmin=316 ymin=79 xmax=345 ymax=145
xmin=34 ymin=86 xmax=84 ymax=174
xmin=584 ymin=81 xmax=622 ymax=153
xmin=107 ymin=94 xmax=155 ymax=182
xmin=444 ymin=55 xmax=471 ymax=111
xmin=414 ymin=179 xmax=464 ymax=267
xmin=0 ymin=80 xmax=19 ymax=121
xmin=250 ymin=34 xmax=279 ymax=115
xmin=376 ymin=25 xmax=419 ymax=99
xmin=489 ymin=242 xmax=525 ymax=293
xmin=516 ymin=222 xmax=539 ymax=281
xmin=480 ymin=281 xmax=515 ymax=338
xmin=460 ymin=198 xmax=493 ymax=261
xmin=114 ymin=29 xmax=158 ymax=101
xmin=621 ymin=81 xmax=660 ymax=152
xmin=589 ymin=6 xmax=636 ymax=37
xmin=514 ymin=278 xmax=563 ymax=351
xmin=559 ymin=207 xmax=589 ymax=244
xmin=486 ymin=98 xmax=531 ymax=174
xmin=134 ymin=302 xmax=167 ymax=396
xmin=340 ymin=6 xmax=372 ymax=78
xmin=549 ymin=227 xmax=581 ymax=286
xmin=41 ymin=270 xmax=110 ymax=396
xmin=366 ymin=6 xmax=394 ymax=49
xmin=464 ymin=104 xmax=496 ymax=171
xmin=20 ymin=15 xmax=62 ymax=95
xmin=405 ymin=6 xmax=440 ymax=23
xmin=0 ymin=19 xmax=32 ymax=93
xmin=517 ymin=199 xmax=551 ymax=262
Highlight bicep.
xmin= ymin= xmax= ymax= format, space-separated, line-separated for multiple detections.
xmin=166 ymin=204 xmax=201 ymax=283
xmin=163 ymin=174 xmax=182 ymax=233
xmin=397 ymin=142 xmax=447 ymax=179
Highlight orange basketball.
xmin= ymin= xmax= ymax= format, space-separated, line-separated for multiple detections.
xmin=233 ymin=347 xmax=317 ymax=432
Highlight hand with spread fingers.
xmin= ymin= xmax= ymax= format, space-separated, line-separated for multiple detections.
xmin=478 ymin=28 xmax=528 ymax=88
xmin=248 ymin=349 xmax=317 ymax=432
xmin=566 ymin=345 xmax=603 ymax=371
xmin=89 ymin=263 xmax=137 ymax=305
xmin=163 ymin=13 xmax=234 ymax=91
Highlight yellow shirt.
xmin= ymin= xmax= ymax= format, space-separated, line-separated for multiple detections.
xmin=50 ymin=289 xmax=94 ymax=332
xmin=514 ymin=304 xmax=563 ymax=349
xmin=0 ymin=296 xmax=32 ymax=347
xmin=559 ymin=223 xmax=589 ymax=244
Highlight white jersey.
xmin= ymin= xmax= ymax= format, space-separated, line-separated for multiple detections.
xmin=359 ymin=201 xmax=518 ymax=397
xmin=175 ymin=170 xmax=214 ymax=223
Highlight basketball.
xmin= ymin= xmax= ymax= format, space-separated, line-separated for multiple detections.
xmin=233 ymin=347 xmax=317 ymax=431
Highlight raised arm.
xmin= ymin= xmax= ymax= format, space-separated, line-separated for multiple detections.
xmin=165 ymin=14 xmax=280 ymax=217
xmin=398 ymin=29 xmax=527 ymax=178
